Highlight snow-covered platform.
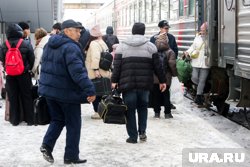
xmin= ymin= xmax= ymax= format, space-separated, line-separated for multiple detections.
xmin=0 ymin=78 xmax=249 ymax=167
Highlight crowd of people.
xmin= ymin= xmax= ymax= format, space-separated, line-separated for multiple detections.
xmin=0 ymin=18 xmax=209 ymax=164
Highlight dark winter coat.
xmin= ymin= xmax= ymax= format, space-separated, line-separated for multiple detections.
xmin=150 ymin=33 xmax=178 ymax=58
xmin=111 ymin=35 xmax=166 ymax=92
xmin=0 ymin=24 xmax=35 ymax=73
xmin=38 ymin=34 xmax=95 ymax=104
xmin=79 ymin=29 xmax=90 ymax=51
xmin=102 ymin=26 xmax=119 ymax=52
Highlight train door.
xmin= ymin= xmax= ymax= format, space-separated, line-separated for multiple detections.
xmin=218 ymin=0 xmax=236 ymax=68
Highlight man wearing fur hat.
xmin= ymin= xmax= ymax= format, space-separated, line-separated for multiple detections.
xmin=111 ymin=22 xmax=166 ymax=144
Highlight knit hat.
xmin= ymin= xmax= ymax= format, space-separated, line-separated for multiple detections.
xmin=90 ymin=25 xmax=102 ymax=37
xmin=132 ymin=22 xmax=145 ymax=35
xmin=200 ymin=22 xmax=208 ymax=31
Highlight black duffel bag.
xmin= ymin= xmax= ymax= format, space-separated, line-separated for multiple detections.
xmin=98 ymin=90 xmax=127 ymax=124
xmin=34 ymin=96 xmax=50 ymax=125
xmin=91 ymin=77 xmax=112 ymax=96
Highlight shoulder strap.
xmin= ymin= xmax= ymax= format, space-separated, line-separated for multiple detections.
xmin=5 ymin=39 xmax=23 ymax=49
xmin=197 ymin=42 xmax=205 ymax=51
xmin=16 ymin=39 xmax=23 ymax=49
xmin=5 ymin=40 xmax=11 ymax=49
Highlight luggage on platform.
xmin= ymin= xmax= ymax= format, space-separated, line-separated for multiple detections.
xmin=98 ymin=90 xmax=127 ymax=124
xmin=33 ymin=96 xmax=50 ymax=125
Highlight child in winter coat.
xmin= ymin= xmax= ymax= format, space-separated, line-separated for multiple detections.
xmin=151 ymin=34 xmax=177 ymax=119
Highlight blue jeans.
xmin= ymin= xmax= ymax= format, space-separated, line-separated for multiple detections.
xmin=123 ymin=89 xmax=149 ymax=140
xmin=43 ymin=98 xmax=82 ymax=160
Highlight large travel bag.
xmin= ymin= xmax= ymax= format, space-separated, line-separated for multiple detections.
xmin=33 ymin=96 xmax=50 ymax=125
xmin=98 ymin=91 xmax=127 ymax=124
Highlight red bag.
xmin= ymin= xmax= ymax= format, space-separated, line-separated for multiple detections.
xmin=5 ymin=39 xmax=24 ymax=76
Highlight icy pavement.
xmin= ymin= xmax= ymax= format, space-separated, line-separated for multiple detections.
xmin=0 ymin=78 xmax=250 ymax=167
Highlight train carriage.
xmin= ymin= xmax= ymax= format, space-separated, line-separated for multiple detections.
xmin=86 ymin=0 xmax=250 ymax=125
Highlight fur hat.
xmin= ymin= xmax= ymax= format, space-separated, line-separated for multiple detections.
xmin=132 ymin=22 xmax=145 ymax=35
xmin=90 ymin=25 xmax=102 ymax=37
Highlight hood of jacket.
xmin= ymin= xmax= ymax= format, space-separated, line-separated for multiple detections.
xmin=47 ymin=34 xmax=79 ymax=49
xmin=106 ymin=26 xmax=114 ymax=35
xmin=6 ymin=23 xmax=23 ymax=39
xmin=123 ymin=35 xmax=148 ymax=47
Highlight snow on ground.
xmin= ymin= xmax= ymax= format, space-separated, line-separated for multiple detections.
xmin=0 ymin=78 xmax=250 ymax=167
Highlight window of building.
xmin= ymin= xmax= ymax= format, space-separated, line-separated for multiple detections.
xmin=189 ymin=0 xmax=195 ymax=16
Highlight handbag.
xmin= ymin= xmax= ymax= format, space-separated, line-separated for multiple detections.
xmin=91 ymin=77 xmax=112 ymax=96
xmin=190 ymin=42 xmax=204 ymax=59
xmin=176 ymin=56 xmax=192 ymax=84
xmin=33 ymin=96 xmax=50 ymax=125
xmin=97 ymin=89 xmax=127 ymax=124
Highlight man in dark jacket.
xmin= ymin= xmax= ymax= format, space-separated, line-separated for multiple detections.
xmin=0 ymin=23 xmax=35 ymax=126
xmin=102 ymin=26 xmax=119 ymax=52
xmin=150 ymin=20 xmax=178 ymax=58
xmin=38 ymin=19 xmax=96 ymax=164
xmin=111 ymin=22 xmax=166 ymax=144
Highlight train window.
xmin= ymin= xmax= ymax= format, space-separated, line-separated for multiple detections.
xmin=243 ymin=0 xmax=250 ymax=6
xmin=189 ymin=0 xmax=195 ymax=16
xmin=179 ymin=0 xmax=188 ymax=17
xmin=179 ymin=0 xmax=184 ymax=16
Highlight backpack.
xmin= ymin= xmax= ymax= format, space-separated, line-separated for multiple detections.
xmin=5 ymin=39 xmax=24 ymax=76
xmin=99 ymin=51 xmax=113 ymax=71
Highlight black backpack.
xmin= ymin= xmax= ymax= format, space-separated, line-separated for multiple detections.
xmin=99 ymin=51 xmax=113 ymax=71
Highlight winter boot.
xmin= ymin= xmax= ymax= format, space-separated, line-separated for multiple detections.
xmin=40 ymin=144 xmax=54 ymax=163
xmin=195 ymin=95 xmax=205 ymax=107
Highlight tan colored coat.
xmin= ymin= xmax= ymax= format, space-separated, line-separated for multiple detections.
xmin=85 ymin=39 xmax=111 ymax=79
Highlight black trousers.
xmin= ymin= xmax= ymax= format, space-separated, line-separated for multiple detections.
xmin=6 ymin=72 xmax=34 ymax=125
xmin=151 ymin=84 xmax=171 ymax=114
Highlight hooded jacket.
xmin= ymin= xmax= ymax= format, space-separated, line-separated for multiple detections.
xmin=38 ymin=34 xmax=95 ymax=104
xmin=102 ymin=26 xmax=119 ymax=52
xmin=0 ymin=24 xmax=34 ymax=73
xmin=111 ymin=35 xmax=166 ymax=92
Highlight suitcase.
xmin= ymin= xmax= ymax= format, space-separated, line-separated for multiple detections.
xmin=33 ymin=96 xmax=50 ymax=125
xmin=98 ymin=93 xmax=127 ymax=124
